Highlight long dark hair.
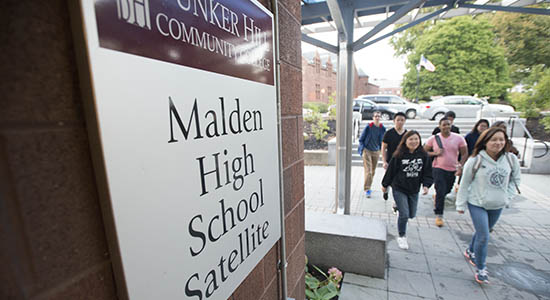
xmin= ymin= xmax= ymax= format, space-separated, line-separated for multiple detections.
xmin=471 ymin=119 xmax=489 ymax=134
xmin=472 ymin=127 xmax=510 ymax=158
xmin=393 ymin=130 xmax=424 ymax=158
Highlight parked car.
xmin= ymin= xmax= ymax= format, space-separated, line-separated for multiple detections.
xmin=357 ymin=94 xmax=420 ymax=119
xmin=352 ymin=98 xmax=397 ymax=120
xmin=419 ymin=96 xmax=515 ymax=120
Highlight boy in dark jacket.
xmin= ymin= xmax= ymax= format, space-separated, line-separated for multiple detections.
xmin=382 ymin=131 xmax=433 ymax=250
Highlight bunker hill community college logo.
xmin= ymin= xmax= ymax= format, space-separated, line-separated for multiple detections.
xmin=116 ymin=0 xmax=151 ymax=30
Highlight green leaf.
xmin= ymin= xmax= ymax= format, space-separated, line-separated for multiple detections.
xmin=305 ymin=275 xmax=320 ymax=289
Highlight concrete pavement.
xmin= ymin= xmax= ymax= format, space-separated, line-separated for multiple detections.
xmin=305 ymin=166 xmax=550 ymax=299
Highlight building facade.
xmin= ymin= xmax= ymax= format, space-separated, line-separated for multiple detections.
xmin=302 ymin=51 xmax=379 ymax=104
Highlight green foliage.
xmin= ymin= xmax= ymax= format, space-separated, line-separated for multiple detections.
xmin=394 ymin=16 xmax=512 ymax=101
xmin=328 ymin=93 xmax=337 ymax=118
xmin=509 ymin=92 xmax=537 ymax=117
xmin=509 ymin=67 xmax=550 ymax=117
xmin=530 ymin=68 xmax=550 ymax=110
xmin=541 ymin=116 xmax=550 ymax=133
xmin=304 ymin=102 xmax=329 ymax=113
xmin=390 ymin=22 xmax=431 ymax=57
xmin=488 ymin=8 xmax=550 ymax=84
xmin=305 ymin=112 xmax=329 ymax=141
xmin=305 ymin=260 xmax=342 ymax=300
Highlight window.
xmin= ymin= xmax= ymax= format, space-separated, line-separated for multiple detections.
xmin=390 ymin=97 xmax=404 ymax=104
xmin=465 ymin=98 xmax=482 ymax=105
xmin=444 ymin=97 xmax=462 ymax=105
xmin=375 ymin=96 xmax=390 ymax=104
xmin=327 ymin=86 xmax=332 ymax=97
xmin=315 ymin=84 xmax=321 ymax=100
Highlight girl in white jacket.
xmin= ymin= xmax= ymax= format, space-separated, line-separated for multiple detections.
xmin=456 ymin=127 xmax=520 ymax=284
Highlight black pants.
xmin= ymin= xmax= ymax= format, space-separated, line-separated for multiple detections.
xmin=433 ymin=168 xmax=456 ymax=215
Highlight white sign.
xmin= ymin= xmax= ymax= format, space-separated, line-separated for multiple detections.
xmin=75 ymin=1 xmax=281 ymax=299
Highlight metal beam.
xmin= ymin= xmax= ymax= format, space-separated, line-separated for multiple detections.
xmin=301 ymin=2 xmax=330 ymax=21
xmin=353 ymin=0 xmax=426 ymax=51
xmin=301 ymin=33 xmax=339 ymax=54
xmin=331 ymin=4 xmax=355 ymax=215
xmin=459 ymin=3 xmax=550 ymax=15
xmin=302 ymin=0 xmax=451 ymax=25
xmin=468 ymin=0 xmax=491 ymax=14
xmin=412 ymin=1 xmax=426 ymax=20
xmin=354 ymin=0 xmax=410 ymax=12
xmin=326 ymin=0 xmax=354 ymax=39
xmin=355 ymin=5 xmax=451 ymax=51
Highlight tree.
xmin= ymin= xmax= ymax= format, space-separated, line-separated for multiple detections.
xmin=488 ymin=9 xmax=550 ymax=84
xmin=394 ymin=16 xmax=512 ymax=101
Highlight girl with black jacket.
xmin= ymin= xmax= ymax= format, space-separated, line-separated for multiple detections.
xmin=382 ymin=130 xmax=433 ymax=250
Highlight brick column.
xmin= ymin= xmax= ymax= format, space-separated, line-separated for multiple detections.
xmin=231 ymin=0 xmax=305 ymax=299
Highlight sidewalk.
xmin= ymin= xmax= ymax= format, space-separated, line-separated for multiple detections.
xmin=305 ymin=166 xmax=550 ymax=299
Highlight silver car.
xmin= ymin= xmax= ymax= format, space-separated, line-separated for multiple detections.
xmin=357 ymin=94 xmax=420 ymax=119
xmin=420 ymin=96 xmax=515 ymax=120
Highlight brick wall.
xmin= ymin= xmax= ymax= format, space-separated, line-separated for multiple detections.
xmin=0 ymin=1 xmax=305 ymax=299
xmin=302 ymin=56 xmax=336 ymax=104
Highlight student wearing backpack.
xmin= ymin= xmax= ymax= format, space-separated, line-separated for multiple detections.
xmin=425 ymin=117 xmax=468 ymax=227
xmin=382 ymin=131 xmax=433 ymax=250
xmin=456 ymin=127 xmax=521 ymax=284
xmin=358 ymin=111 xmax=386 ymax=198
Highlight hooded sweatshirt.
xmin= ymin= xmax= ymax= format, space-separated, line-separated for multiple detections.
xmin=382 ymin=148 xmax=433 ymax=194
xmin=456 ymin=150 xmax=521 ymax=211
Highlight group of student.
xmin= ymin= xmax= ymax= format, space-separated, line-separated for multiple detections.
xmin=358 ymin=111 xmax=521 ymax=285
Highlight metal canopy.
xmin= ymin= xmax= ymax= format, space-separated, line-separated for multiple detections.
xmin=301 ymin=0 xmax=549 ymax=215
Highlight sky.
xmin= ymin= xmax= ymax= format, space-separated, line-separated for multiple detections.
xmin=301 ymin=26 xmax=408 ymax=85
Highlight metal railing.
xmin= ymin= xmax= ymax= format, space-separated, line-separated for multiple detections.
xmin=508 ymin=116 xmax=549 ymax=167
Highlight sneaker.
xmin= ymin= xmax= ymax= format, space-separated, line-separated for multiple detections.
xmin=464 ymin=249 xmax=476 ymax=267
xmin=475 ymin=268 xmax=490 ymax=284
xmin=397 ymin=237 xmax=409 ymax=250
xmin=435 ymin=216 xmax=444 ymax=227
xmin=392 ymin=205 xmax=398 ymax=215
xmin=366 ymin=190 xmax=372 ymax=198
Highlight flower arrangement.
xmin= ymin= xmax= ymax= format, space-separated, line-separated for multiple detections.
xmin=305 ymin=256 xmax=343 ymax=300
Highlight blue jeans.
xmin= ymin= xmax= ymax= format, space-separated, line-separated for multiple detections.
xmin=393 ymin=189 xmax=419 ymax=237
xmin=467 ymin=203 xmax=503 ymax=270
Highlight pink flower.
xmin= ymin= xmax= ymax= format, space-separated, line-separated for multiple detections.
xmin=328 ymin=267 xmax=342 ymax=282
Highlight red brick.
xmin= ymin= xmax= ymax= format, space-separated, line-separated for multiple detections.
xmin=42 ymin=263 xmax=117 ymax=300
xmin=297 ymin=117 xmax=304 ymax=160
xmin=278 ymin=6 xmax=302 ymax=68
xmin=2 ymin=129 xmax=109 ymax=292
xmin=302 ymin=53 xmax=380 ymax=103
xmin=282 ymin=118 xmax=298 ymax=168
xmin=232 ymin=260 xmax=266 ymax=300
xmin=289 ymin=274 xmax=306 ymax=300
xmin=285 ymin=238 xmax=305 ymax=298
xmin=293 ymin=161 xmax=305 ymax=207
xmin=261 ymin=276 xmax=280 ymax=300
xmin=263 ymin=242 xmax=280 ymax=285
xmin=285 ymin=201 xmax=305 ymax=256
xmin=1 ymin=0 xmax=84 ymax=123
xmin=280 ymin=62 xmax=303 ymax=116
xmin=279 ymin=0 xmax=301 ymax=22
xmin=283 ymin=162 xmax=304 ymax=216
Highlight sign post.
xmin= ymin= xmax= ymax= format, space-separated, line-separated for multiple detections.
xmin=70 ymin=1 xmax=281 ymax=299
